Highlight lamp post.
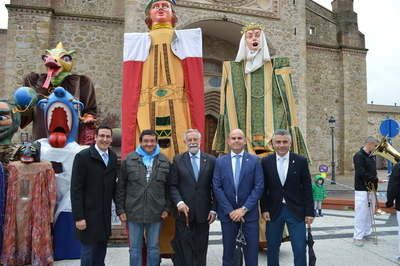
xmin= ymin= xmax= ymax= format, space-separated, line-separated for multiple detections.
xmin=328 ymin=116 xmax=336 ymax=184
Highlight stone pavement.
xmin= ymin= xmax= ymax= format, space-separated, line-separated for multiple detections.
xmin=55 ymin=208 xmax=400 ymax=266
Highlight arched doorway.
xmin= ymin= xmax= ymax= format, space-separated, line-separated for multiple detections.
xmin=183 ymin=19 xmax=243 ymax=152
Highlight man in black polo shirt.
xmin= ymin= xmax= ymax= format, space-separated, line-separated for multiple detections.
xmin=353 ymin=136 xmax=379 ymax=246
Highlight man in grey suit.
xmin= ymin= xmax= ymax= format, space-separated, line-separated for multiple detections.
xmin=169 ymin=128 xmax=216 ymax=266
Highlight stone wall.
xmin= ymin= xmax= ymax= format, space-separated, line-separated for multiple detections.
xmin=306 ymin=45 xmax=344 ymax=173
xmin=52 ymin=17 xmax=124 ymax=126
xmin=367 ymin=104 xmax=400 ymax=149
xmin=0 ymin=29 xmax=7 ymax=96
xmin=2 ymin=4 xmax=124 ymax=127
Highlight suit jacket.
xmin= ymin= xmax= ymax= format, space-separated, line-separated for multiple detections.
xmin=387 ymin=163 xmax=400 ymax=211
xmin=70 ymin=145 xmax=117 ymax=244
xmin=212 ymin=152 xmax=264 ymax=223
xmin=260 ymin=152 xmax=314 ymax=221
xmin=169 ymin=152 xmax=216 ymax=223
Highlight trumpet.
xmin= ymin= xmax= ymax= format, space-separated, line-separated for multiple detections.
xmin=371 ymin=137 xmax=400 ymax=163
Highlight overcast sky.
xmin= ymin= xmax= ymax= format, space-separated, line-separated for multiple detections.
xmin=0 ymin=0 xmax=399 ymax=106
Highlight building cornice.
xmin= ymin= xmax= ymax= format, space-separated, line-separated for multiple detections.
xmin=367 ymin=104 xmax=400 ymax=114
xmin=6 ymin=4 xmax=124 ymax=25
xmin=177 ymin=0 xmax=279 ymax=19
xmin=307 ymin=42 xmax=368 ymax=54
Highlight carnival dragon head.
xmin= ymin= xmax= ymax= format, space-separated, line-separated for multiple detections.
xmin=37 ymin=87 xmax=83 ymax=148
xmin=0 ymin=100 xmax=21 ymax=145
xmin=41 ymin=42 xmax=75 ymax=89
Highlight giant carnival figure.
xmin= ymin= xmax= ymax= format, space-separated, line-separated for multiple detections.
xmin=122 ymin=0 xmax=205 ymax=159
xmin=212 ymin=23 xmax=309 ymax=159
xmin=36 ymin=87 xmax=87 ymax=260
xmin=212 ymin=23 xmax=308 ymax=248
xmin=0 ymin=100 xmax=20 ymax=256
xmin=16 ymin=42 xmax=97 ymax=145
xmin=121 ymin=0 xmax=206 ymax=259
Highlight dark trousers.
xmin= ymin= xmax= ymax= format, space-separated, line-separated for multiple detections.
xmin=221 ymin=220 xmax=258 ymax=266
xmin=266 ymin=205 xmax=306 ymax=266
xmin=173 ymin=219 xmax=210 ymax=266
xmin=80 ymin=241 xmax=107 ymax=266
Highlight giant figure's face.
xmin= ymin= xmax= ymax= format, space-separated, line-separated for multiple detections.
xmin=149 ymin=0 xmax=173 ymax=24
xmin=245 ymin=29 xmax=262 ymax=51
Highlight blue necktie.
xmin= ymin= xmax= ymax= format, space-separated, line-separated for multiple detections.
xmin=191 ymin=155 xmax=199 ymax=181
xmin=102 ymin=152 xmax=109 ymax=166
xmin=234 ymin=154 xmax=242 ymax=192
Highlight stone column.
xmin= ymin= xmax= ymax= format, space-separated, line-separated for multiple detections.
xmin=333 ymin=0 xmax=368 ymax=173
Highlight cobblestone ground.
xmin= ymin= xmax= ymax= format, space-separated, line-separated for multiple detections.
xmin=55 ymin=208 xmax=399 ymax=266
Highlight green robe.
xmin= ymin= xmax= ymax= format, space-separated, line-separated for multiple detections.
xmin=212 ymin=57 xmax=309 ymax=159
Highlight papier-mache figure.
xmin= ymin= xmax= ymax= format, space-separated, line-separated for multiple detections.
xmin=122 ymin=0 xmax=205 ymax=159
xmin=0 ymin=100 xmax=20 ymax=163
xmin=37 ymin=87 xmax=87 ymax=260
xmin=212 ymin=23 xmax=309 ymax=159
xmin=15 ymin=42 xmax=97 ymax=145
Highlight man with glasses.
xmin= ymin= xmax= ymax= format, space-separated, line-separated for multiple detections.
xmin=71 ymin=125 xmax=117 ymax=266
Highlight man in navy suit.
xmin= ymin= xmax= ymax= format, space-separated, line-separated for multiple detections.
xmin=260 ymin=129 xmax=314 ymax=266
xmin=213 ymin=128 xmax=264 ymax=266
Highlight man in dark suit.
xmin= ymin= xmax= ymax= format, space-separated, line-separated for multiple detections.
xmin=169 ymin=128 xmax=216 ymax=266
xmin=260 ymin=129 xmax=314 ymax=266
xmin=213 ymin=128 xmax=264 ymax=266
xmin=71 ymin=125 xmax=117 ymax=266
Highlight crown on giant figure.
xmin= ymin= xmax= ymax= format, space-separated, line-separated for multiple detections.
xmin=241 ymin=22 xmax=265 ymax=34
xmin=145 ymin=0 xmax=176 ymax=13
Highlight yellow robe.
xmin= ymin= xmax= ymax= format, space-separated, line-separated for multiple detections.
xmin=137 ymin=27 xmax=192 ymax=159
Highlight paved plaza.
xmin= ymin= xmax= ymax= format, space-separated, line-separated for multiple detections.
xmin=55 ymin=208 xmax=400 ymax=266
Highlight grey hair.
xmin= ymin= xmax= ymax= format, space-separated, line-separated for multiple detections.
xmin=272 ymin=129 xmax=292 ymax=141
xmin=365 ymin=136 xmax=378 ymax=144
xmin=184 ymin=128 xmax=201 ymax=140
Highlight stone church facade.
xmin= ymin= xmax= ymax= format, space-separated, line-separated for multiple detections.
xmin=1 ymin=0 xmax=399 ymax=174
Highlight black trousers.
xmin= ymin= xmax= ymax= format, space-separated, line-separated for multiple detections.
xmin=173 ymin=219 xmax=210 ymax=266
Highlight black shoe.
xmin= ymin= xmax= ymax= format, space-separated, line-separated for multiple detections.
xmin=318 ymin=209 xmax=323 ymax=217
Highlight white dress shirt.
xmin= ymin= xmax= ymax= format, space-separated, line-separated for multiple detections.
xmin=95 ymin=144 xmax=109 ymax=166
xmin=276 ymin=152 xmax=290 ymax=203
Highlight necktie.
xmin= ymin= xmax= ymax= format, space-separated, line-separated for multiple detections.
xmin=234 ymin=154 xmax=242 ymax=192
xmin=191 ymin=155 xmax=199 ymax=181
xmin=278 ymin=157 xmax=286 ymax=185
xmin=102 ymin=152 xmax=109 ymax=166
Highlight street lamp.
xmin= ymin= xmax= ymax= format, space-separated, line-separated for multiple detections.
xmin=328 ymin=116 xmax=336 ymax=184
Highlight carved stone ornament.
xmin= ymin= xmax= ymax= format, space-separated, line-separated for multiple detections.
xmin=177 ymin=0 xmax=279 ymax=19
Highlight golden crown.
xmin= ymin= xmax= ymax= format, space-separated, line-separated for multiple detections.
xmin=241 ymin=22 xmax=264 ymax=34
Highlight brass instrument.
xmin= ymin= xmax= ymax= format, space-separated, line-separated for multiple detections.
xmin=371 ymin=137 xmax=400 ymax=163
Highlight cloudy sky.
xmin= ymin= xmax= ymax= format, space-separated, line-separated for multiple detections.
xmin=0 ymin=0 xmax=399 ymax=106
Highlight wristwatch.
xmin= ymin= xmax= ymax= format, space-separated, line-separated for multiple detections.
xmin=241 ymin=206 xmax=248 ymax=213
